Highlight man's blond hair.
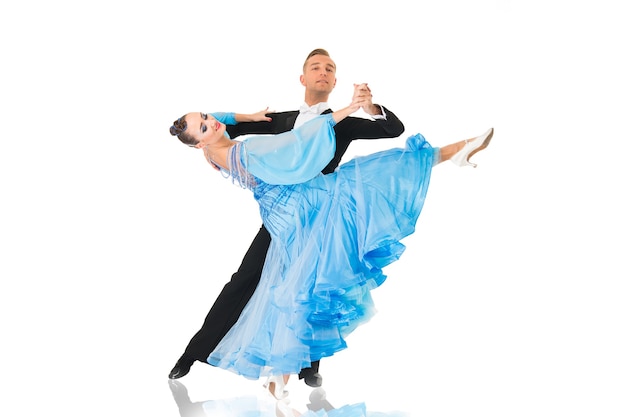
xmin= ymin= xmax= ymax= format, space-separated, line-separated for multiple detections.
xmin=303 ymin=48 xmax=333 ymax=72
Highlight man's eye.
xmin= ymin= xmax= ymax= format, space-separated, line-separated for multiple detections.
xmin=202 ymin=126 xmax=207 ymax=133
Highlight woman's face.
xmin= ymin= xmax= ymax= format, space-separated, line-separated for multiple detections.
xmin=185 ymin=112 xmax=227 ymax=147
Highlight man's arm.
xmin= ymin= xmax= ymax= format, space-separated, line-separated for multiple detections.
xmin=335 ymin=106 xmax=404 ymax=140
xmin=226 ymin=111 xmax=299 ymax=139
xmin=322 ymin=107 xmax=405 ymax=174
xmin=339 ymin=83 xmax=405 ymax=139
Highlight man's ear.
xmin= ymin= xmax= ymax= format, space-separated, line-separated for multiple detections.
xmin=299 ymin=74 xmax=306 ymax=86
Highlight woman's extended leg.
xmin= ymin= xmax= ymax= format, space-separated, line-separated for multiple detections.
xmin=438 ymin=128 xmax=494 ymax=167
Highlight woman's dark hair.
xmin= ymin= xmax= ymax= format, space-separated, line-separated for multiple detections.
xmin=169 ymin=115 xmax=198 ymax=147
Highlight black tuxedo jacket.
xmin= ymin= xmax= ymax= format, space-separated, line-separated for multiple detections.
xmin=225 ymin=107 xmax=405 ymax=174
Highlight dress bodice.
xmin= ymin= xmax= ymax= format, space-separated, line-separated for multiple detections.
xmin=215 ymin=114 xmax=337 ymax=187
xmin=211 ymin=114 xmax=339 ymax=242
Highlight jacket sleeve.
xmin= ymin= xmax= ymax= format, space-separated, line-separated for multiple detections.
xmin=225 ymin=111 xmax=299 ymax=139
xmin=334 ymin=106 xmax=404 ymax=140
xmin=323 ymin=106 xmax=405 ymax=173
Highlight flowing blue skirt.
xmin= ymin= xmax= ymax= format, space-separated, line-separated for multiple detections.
xmin=208 ymin=134 xmax=437 ymax=378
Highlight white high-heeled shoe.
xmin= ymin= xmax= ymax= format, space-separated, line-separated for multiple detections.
xmin=450 ymin=127 xmax=494 ymax=168
xmin=263 ymin=375 xmax=289 ymax=400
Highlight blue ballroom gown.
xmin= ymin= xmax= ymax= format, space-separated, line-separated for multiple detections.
xmin=206 ymin=113 xmax=438 ymax=379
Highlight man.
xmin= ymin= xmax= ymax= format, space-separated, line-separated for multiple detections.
xmin=169 ymin=48 xmax=405 ymax=387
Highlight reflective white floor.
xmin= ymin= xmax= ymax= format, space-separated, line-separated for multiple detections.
xmin=167 ymin=375 xmax=410 ymax=417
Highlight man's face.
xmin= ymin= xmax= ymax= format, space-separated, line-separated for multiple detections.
xmin=300 ymin=54 xmax=337 ymax=95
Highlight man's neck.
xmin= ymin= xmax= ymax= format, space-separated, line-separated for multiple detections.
xmin=303 ymin=91 xmax=330 ymax=106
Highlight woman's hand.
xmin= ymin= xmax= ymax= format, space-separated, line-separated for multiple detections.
xmin=235 ymin=107 xmax=274 ymax=123
xmin=249 ymin=107 xmax=274 ymax=122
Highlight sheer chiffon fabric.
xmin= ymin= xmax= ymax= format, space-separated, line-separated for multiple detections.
xmin=208 ymin=115 xmax=436 ymax=378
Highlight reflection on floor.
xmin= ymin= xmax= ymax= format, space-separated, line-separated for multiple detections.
xmin=169 ymin=379 xmax=409 ymax=417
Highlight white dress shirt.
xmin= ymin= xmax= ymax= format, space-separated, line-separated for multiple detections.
xmin=294 ymin=102 xmax=331 ymax=129
xmin=294 ymin=102 xmax=387 ymax=129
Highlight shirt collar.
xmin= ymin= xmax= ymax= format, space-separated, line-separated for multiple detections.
xmin=299 ymin=102 xmax=330 ymax=115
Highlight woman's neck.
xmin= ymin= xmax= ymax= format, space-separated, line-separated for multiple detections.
xmin=203 ymin=139 xmax=235 ymax=170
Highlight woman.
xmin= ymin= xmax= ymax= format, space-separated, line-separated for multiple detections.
xmin=169 ymin=101 xmax=493 ymax=398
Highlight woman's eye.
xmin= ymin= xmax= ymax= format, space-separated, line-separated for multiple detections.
xmin=202 ymin=125 xmax=207 ymax=133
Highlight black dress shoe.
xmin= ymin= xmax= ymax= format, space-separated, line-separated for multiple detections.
xmin=168 ymin=356 xmax=194 ymax=379
xmin=302 ymin=372 xmax=323 ymax=387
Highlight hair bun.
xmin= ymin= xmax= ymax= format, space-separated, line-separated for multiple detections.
xmin=170 ymin=117 xmax=187 ymax=136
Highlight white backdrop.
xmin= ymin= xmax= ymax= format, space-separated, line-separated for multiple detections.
xmin=1 ymin=0 xmax=625 ymax=416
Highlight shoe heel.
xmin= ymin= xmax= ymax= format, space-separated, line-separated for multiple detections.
xmin=264 ymin=375 xmax=289 ymax=400
xmin=450 ymin=128 xmax=494 ymax=168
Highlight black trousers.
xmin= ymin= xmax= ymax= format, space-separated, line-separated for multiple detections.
xmin=182 ymin=225 xmax=319 ymax=378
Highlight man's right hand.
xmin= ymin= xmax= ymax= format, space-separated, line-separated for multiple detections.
xmin=352 ymin=83 xmax=381 ymax=116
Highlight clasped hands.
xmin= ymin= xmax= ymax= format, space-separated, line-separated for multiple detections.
xmin=351 ymin=82 xmax=381 ymax=116
xmin=247 ymin=82 xmax=381 ymax=122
